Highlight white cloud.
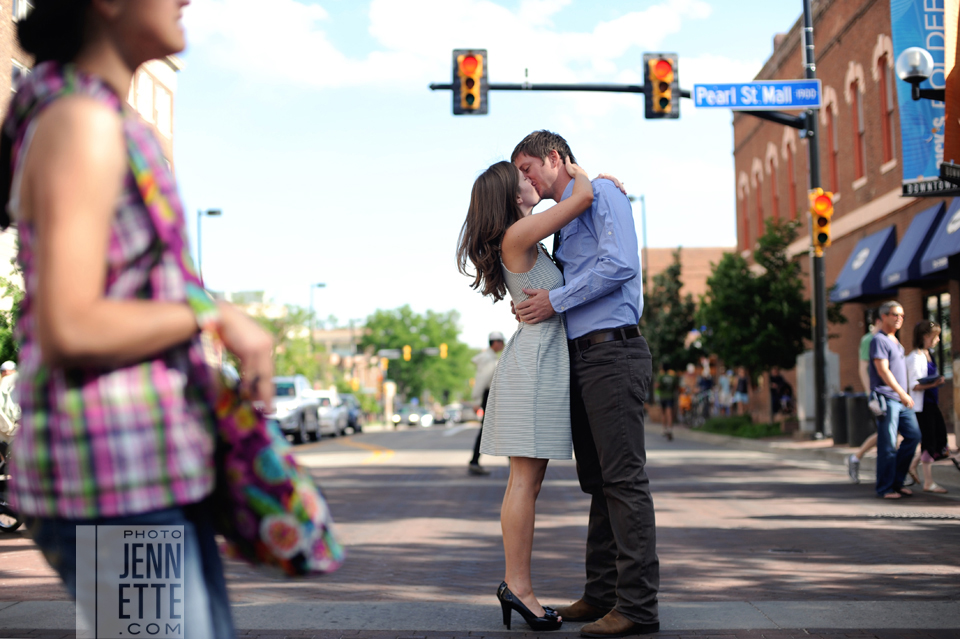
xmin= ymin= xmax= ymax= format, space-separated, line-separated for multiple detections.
xmin=184 ymin=0 xmax=717 ymax=90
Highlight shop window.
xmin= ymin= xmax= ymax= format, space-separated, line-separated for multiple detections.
xmin=769 ymin=157 xmax=780 ymax=222
xmin=13 ymin=0 xmax=33 ymax=20
xmin=850 ymin=80 xmax=866 ymax=180
xmin=11 ymin=60 xmax=28 ymax=94
xmin=787 ymin=148 xmax=797 ymax=221
xmin=136 ymin=73 xmax=154 ymax=123
xmin=925 ymin=292 xmax=952 ymax=379
xmin=877 ymin=55 xmax=895 ymax=164
xmin=826 ymin=107 xmax=839 ymax=195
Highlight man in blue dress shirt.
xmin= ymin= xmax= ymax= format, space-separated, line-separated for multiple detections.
xmin=513 ymin=130 xmax=658 ymax=638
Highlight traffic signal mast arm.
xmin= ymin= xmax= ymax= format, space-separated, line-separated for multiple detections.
xmin=431 ymin=81 xmax=811 ymax=130
xmin=431 ymin=81 xmax=692 ymax=97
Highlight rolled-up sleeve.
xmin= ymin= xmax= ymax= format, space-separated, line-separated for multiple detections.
xmin=549 ymin=183 xmax=640 ymax=313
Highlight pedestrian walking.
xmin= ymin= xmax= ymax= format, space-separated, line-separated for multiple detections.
xmin=0 ymin=361 xmax=18 ymax=443
xmin=468 ymin=331 xmax=505 ymax=476
xmin=905 ymin=320 xmax=957 ymax=493
xmin=457 ymin=153 xmax=602 ymax=632
xmin=847 ymin=312 xmax=882 ymax=483
xmin=718 ymin=368 xmax=733 ymax=416
xmin=868 ymin=301 xmax=921 ymax=499
xmin=655 ymin=363 xmax=678 ymax=441
xmin=769 ymin=366 xmax=787 ymax=420
xmin=734 ymin=367 xmax=750 ymax=416
xmin=1 ymin=2 xmax=274 ymax=636
xmin=513 ymin=130 xmax=659 ymax=638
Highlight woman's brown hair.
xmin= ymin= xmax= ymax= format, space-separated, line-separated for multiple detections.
xmin=912 ymin=319 xmax=941 ymax=351
xmin=456 ymin=161 xmax=524 ymax=302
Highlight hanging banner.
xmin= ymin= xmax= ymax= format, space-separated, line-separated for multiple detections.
xmin=890 ymin=0 xmax=959 ymax=196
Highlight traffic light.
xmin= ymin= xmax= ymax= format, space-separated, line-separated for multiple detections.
xmin=380 ymin=357 xmax=389 ymax=371
xmin=643 ymin=53 xmax=679 ymax=119
xmin=403 ymin=345 xmax=412 ymax=361
xmin=439 ymin=343 xmax=448 ymax=359
xmin=452 ymin=49 xmax=488 ymax=115
xmin=809 ymin=188 xmax=834 ymax=249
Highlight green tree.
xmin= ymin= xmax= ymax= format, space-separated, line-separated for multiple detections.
xmin=244 ymin=305 xmax=333 ymax=384
xmin=641 ymin=248 xmax=698 ymax=371
xmin=361 ymin=305 xmax=475 ymax=401
xmin=0 ymin=271 xmax=23 ymax=364
xmin=697 ymin=219 xmax=845 ymax=374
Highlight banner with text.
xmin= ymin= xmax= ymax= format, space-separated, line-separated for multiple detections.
xmin=890 ymin=0 xmax=956 ymax=196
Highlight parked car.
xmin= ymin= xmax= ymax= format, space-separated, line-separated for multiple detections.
xmin=391 ymin=404 xmax=433 ymax=427
xmin=339 ymin=393 xmax=364 ymax=433
xmin=312 ymin=389 xmax=349 ymax=437
xmin=444 ymin=402 xmax=480 ymax=423
xmin=267 ymin=375 xmax=320 ymax=444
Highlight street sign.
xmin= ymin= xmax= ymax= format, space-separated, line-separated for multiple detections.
xmin=692 ymin=79 xmax=821 ymax=111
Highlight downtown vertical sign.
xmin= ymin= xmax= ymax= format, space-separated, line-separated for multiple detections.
xmin=890 ymin=0 xmax=960 ymax=196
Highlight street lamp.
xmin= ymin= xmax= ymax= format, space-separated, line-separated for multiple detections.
xmin=627 ymin=194 xmax=648 ymax=283
xmin=196 ymin=208 xmax=222 ymax=286
xmin=895 ymin=47 xmax=944 ymax=102
xmin=309 ymin=282 xmax=327 ymax=349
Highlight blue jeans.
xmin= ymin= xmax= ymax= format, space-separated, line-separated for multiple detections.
xmin=27 ymin=498 xmax=235 ymax=638
xmin=875 ymin=395 xmax=922 ymax=496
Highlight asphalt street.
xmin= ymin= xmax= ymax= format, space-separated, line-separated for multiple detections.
xmin=0 ymin=421 xmax=958 ymax=638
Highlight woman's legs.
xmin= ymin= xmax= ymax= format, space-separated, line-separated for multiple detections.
xmin=501 ymin=456 xmax=550 ymax=616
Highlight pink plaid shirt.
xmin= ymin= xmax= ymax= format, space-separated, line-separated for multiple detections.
xmin=6 ymin=63 xmax=216 ymax=519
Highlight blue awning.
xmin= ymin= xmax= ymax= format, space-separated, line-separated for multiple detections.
xmin=880 ymin=202 xmax=946 ymax=288
xmin=920 ymin=198 xmax=960 ymax=276
xmin=830 ymin=225 xmax=897 ymax=303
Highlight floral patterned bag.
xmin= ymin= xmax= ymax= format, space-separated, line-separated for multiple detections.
xmin=207 ymin=365 xmax=345 ymax=575
xmin=126 ymin=112 xmax=345 ymax=577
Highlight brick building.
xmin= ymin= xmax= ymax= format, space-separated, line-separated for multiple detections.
xmin=645 ymin=247 xmax=733 ymax=300
xmin=0 ymin=1 xmax=183 ymax=281
xmin=733 ymin=0 xmax=958 ymax=432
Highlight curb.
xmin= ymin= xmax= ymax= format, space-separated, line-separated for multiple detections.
xmin=666 ymin=424 xmax=960 ymax=496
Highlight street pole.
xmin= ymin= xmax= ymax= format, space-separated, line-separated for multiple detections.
xmin=628 ymin=194 xmax=648 ymax=284
xmin=309 ymin=282 xmax=326 ymax=353
xmin=801 ymin=0 xmax=827 ymax=437
xmin=196 ymin=209 xmax=222 ymax=287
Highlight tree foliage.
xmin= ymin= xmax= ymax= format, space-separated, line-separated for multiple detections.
xmin=361 ymin=305 xmax=475 ymax=401
xmin=247 ymin=305 xmax=333 ymax=384
xmin=640 ymin=248 xmax=698 ymax=371
xmin=0 ymin=270 xmax=23 ymax=364
xmin=697 ymin=219 xmax=845 ymax=374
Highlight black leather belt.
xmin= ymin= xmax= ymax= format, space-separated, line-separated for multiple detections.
xmin=570 ymin=325 xmax=641 ymax=352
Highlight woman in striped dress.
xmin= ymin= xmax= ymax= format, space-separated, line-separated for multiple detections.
xmin=457 ymin=158 xmax=596 ymax=631
xmin=2 ymin=2 xmax=273 ymax=636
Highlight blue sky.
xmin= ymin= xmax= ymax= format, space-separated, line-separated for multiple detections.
xmin=175 ymin=0 xmax=803 ymax=348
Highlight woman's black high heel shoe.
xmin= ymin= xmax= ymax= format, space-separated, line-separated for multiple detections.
xmin=497 ymin=581 xmax=562 ymax=631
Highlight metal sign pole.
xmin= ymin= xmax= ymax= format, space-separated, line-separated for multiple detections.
xmin=802 ymin=0 xmax=827 ymax=436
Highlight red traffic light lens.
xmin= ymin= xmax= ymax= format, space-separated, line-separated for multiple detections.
xmin=812 ymin=194 xmax=832 ymax=214
xmin=460 ymin=55 xmax=479 ymax=75
xmin=654 ymin=59 xmax=673 ymax=80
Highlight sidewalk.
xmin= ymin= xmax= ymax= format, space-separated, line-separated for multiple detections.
xmin=670 ymin=423 xmax=960 ymax=495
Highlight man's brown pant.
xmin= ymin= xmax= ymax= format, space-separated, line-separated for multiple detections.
xmin=569 ymin=334 xmax=659 ymax=625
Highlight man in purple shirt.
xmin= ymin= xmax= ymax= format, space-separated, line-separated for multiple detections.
xmin=869 ymin=300 xmax=921 ymax=499
xmin=513 ymin=131 xmax=658 ymax=638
